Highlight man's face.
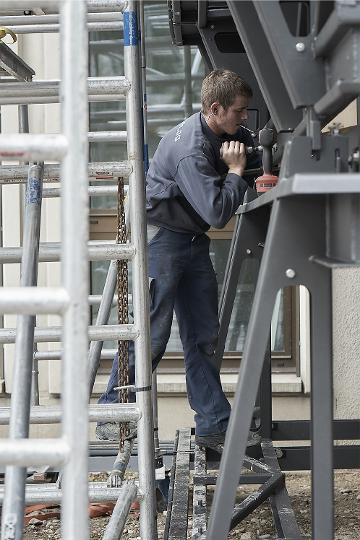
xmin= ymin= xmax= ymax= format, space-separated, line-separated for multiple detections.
xmin=213 ymin=95 xmax=249 ymax=135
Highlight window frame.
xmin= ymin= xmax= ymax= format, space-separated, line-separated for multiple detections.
xmin=89 ymin=213 xmax=299 ymax=373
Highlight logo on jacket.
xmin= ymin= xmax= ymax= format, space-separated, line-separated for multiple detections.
xmin=174 ymin=120 xmax=186 ymax=142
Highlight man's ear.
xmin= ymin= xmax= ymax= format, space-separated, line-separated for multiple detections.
xmin=210 ymin=102 xmax=220 ymax=116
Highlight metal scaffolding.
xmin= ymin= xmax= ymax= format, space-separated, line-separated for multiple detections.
xmin=0 ymin=1 xmax=157 ymax=539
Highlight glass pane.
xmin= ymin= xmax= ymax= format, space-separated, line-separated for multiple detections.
xmin=89 ymin=3 xmax=205 ymax=210
xmin=165 ymin=239 xmax=285 ymax=353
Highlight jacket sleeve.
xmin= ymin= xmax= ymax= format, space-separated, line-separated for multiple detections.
xmin=174 ymin=153 xmax=248 ymax=229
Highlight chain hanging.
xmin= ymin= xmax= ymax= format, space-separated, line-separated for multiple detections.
xmin=117 ymin=176 xmax=129 ymax=449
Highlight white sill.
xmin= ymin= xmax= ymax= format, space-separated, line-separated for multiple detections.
xmin=156 ymin=372 xmax=303 ymax=395
xmin=93 ymin=372 xmax=303 ymax=397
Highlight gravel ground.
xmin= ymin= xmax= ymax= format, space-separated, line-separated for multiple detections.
xmin=23 ymin=470 xmax=360 ymax=539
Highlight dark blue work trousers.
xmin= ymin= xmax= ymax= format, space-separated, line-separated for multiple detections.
xmin=98 ymin=227 xmax=231 ymax=436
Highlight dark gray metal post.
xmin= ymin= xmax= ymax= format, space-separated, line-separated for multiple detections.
xmin=207 ymin=192 xmax=335 ymax=539
xmin=309 ymin=264 xmax=334 ymax=539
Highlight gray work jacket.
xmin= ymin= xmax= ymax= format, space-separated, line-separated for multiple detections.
xmin=146 ymin=112 xmax=258 ymax=233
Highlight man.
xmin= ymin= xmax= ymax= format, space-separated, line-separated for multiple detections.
xmin=97 ymin=69 xmax=260 ymax=453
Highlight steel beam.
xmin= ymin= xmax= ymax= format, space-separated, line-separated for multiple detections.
xmin=253 ymin=1 xmax=325 ymax=108
xmin=0 ymin=42 xmax=35 ymax=81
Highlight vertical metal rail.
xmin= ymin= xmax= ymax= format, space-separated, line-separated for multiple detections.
xmin=183 ymin=46 xmax=193 ymax=118
xmin=1 ymin=104 xmax=44 ymax=539
xmin=123 ymin=1 xmax=157 ymax=537
xmin=140 ymin=0 xmax=161 ymax=477
xmin=88 ymin=260 xmax=117 ymax=396
xmin=0 ymin=110 xmax=4 ymax=392
xmin=31 ymin=344 xmax=40 ymax=406
xmin=60 ymin=1 xmax=89 ymax=539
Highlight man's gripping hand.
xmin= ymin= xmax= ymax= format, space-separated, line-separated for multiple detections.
xmin=220 ymin=141 xmax=247 ymax=177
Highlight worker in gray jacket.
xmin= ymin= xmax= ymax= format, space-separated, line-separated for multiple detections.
xmin=97 ymin=69 xmax=260 ymax=453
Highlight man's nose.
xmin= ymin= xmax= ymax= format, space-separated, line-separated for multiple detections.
xmin=241 ymin=110 xmax=248 ymax=120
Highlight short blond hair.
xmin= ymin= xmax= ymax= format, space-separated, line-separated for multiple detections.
xmin=201 ymin=69 xmax=252 ymax=113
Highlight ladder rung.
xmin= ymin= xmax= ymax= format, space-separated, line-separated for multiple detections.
xmin=87 ymin=0 xmax=127 ymax=13
xmin=0 ymin=324 xmax=139 ymax=344
xmin=88 ymin=131 xmax=127 ymax=142
xmin=0 ymin=438 xmax=69 ymax=466
xmin=34 ymin=348 xmax=118 ymax=360
xmin=0 ymin=0 xmax=126 ymax=13
xmin=0 ymin=404 xmax=141 ymax=425
xmin=7 ymin=21 xmax=124 ymax=35
xmin=0 ymin=161 xmax=132 ymax=182
xmin=43 ymin=185 xmax=121 ymax=198
xmin=0 ymin=287 xmax=69 ymax=314
xmin=0 ymin=12 xmax=123 ymax=27
xmin=0 ymin=1 xmax=60 ymax=8
xmin=0 ymin=242 xmax=135 ymax=263
xmin=0 ymin=482 xmax=137 ymax=505
xmin=0 ymin=134 xmax=67 ymax=161
xmin=0 ymin=77 xmax=130 ymax=105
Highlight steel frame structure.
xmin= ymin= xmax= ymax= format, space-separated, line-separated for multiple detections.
xmin=0 ymin=1 xmax=157 ymax=539
xmin=167 ymin=1 xmax=360 ymax=539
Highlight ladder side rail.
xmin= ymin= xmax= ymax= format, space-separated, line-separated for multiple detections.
xmin=88 ymin=260 xmax=117 ymax=396
xmin=1 ymin=129 xmax=45 ymax=539
xmin=139 ymin=0 xmax=161 ymax=478
xmin=59 ymin=1 xmax=90 ymax=539
xmin=88 ymin=186 xmax=129 ymax=396
xmin=123 ymin=2 xmax=157 ymax=537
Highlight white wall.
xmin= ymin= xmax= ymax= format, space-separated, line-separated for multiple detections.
xmin=1 ymin=32 xmax=62 ymax=398
xmin=333 ymin=269 xmax=360 ymax=419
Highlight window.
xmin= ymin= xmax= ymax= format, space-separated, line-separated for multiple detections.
xmin=89 ymin=2 xmax=298 ymax=379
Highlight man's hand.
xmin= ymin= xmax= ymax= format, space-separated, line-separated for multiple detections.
xmin=220 ymin=141 xmax=247 ymax=176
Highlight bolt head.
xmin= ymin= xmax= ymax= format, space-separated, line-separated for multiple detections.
xmin=295 ymin=42 xmax=305 ymax=52
xmin=246 ymin=248 xmax=252 ymax=255
xmin=286 ymin=268 xmax=296 ymax=279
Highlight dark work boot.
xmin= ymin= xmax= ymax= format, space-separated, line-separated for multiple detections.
xmin=195 ymin=430 xmax=261 ymax=454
